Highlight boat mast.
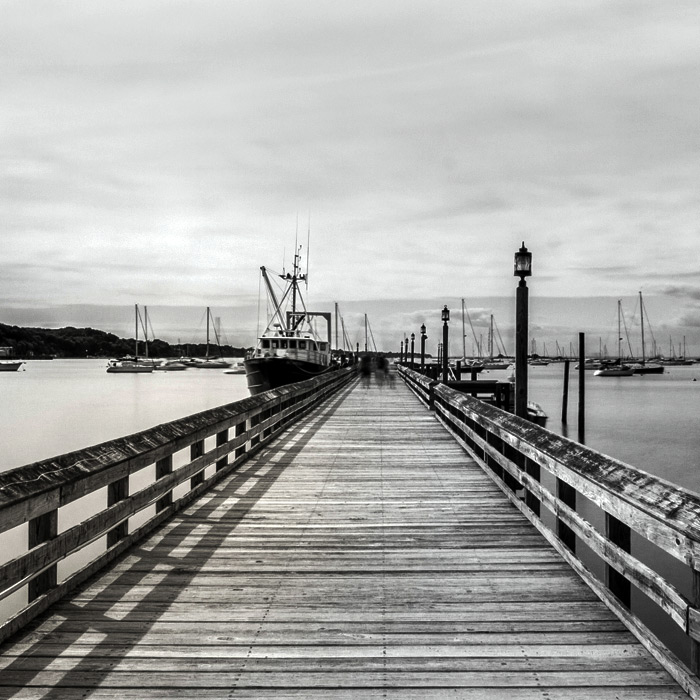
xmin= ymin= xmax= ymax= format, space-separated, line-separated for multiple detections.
xmin=364 ymin=314 xmax=368 ymax=353
xmin=206 ymin=307 xmax=210 ymax=359
xmin=639 ymin=291 xmax=646 ymax=365
xmin=617 ymin=299 xmax=622 ymax=362
xmin=461 ymin=299 xmax=466 ymax=359
xmin=144 ymin=306 xmax=149 ymax=360
xmin=134 ymin=304 xmax=138 ymax=358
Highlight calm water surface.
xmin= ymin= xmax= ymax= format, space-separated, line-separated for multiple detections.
xmin=1 ymin=359 xmax=250 ymax=472
xmin=524 ymin=362 xmax=700 ymax=493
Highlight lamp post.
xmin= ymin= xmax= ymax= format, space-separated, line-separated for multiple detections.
xmin=400 ymin=339 xmax=404 ymax=365
xmin=410 ymin=333 xmax=415 ymax=369
xmin=420 ymin=324 xmax=427 ymax=371
xmin=441 ymin=305 xmax=450 ymax=383
xmin=514 ymin=242 xmax=532 ymax=418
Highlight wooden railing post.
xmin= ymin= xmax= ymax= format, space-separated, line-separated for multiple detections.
xmin=556 ymin=478 xmax=576 ymax=553
xmin=524 ymin=458 xmax=540 ymax=518
xmin=190 ymin=439 xmax=205 ymax=488
xmin=606 ymin=513 xmax=631 ymax=607
xmin=216 ymin=429 xmax=229 ymax=472
xmin=156 ymin=455 xmax=173 ymax=512
xmin=235 ymin=420 xmax=247 ymax=459
xmin=28 ymin=510 xmax=57 ymax=601
xmin=107 ymin=476 xmax=129 ymax=547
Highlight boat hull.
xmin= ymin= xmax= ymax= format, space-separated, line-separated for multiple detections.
xmin=188 ymin=359 xmax=232 ymax=369
xmin=632 ymin=364 xmax=665 ymax=375
xmin=594 ymin=367 xmax=634 ymax=377
xmin=244 ymin=356 xmax=332 ymax=395
xmin=0 ymin=361 xmax=23 ymax=372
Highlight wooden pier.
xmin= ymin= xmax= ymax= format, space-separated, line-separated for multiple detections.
xmin=0 ymin=368 xmax=698 ymax=697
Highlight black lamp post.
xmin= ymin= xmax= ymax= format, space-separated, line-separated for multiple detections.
xmin=514 ymin=242 xmax=532 ymax=418
xmin=400 ymin=339 xmax=404 ymax=365
xmin=441 ymin=305 xmax=450 ymax=383
xmin=420 ymin=324 xmax=427 ymax=370
xmin=410 ymin=333 xmax=415 ymax=369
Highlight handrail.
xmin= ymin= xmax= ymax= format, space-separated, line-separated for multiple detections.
xmin=0 ymin=366 xmax=356 ymax=643
xmin=398 ymin=364 xmax=700 ymax=699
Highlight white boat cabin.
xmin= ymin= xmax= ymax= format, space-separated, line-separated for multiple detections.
xmin=250 ymin=332 xmax=330 ymax=367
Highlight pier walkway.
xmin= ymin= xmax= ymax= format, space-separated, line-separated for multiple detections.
xmin=0 ymin=374 xmax=690 ymax=698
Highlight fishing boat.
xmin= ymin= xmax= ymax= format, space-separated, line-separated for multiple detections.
xmin=594 ymin=300 xmax=634 ymax=377
xmin=244 ymin=247 xmax=333 ymax=395
xmin=223 ymin=361 xmax=246 ymax=375
xmin=188 ymin=307 xmax=232 ymax=369
xmin=106 ymin=305 xmax=155 ymax=373
xmin=630 ymin=291 xmax=664 ymax=375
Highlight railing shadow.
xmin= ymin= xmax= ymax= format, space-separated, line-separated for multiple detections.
xmin=0 ymin=382 xmax=356 ymax=697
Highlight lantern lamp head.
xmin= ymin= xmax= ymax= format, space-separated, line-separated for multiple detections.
xmin=514 ymin=241 xmax=532 ymax=279
xmin=420 ymin=323 xmax=426 ymax=336
xmin=441 ymin=305 xmax=450 ymax=323
xmin=411 ymin=332 xmax=415 ymax=341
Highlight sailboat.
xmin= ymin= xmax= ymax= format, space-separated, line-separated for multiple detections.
xmin=594 ymin=300 xmax=634 ymax=377
xmin=187 ymin=308 xmax=232 ymax=368
xmin=244 ymin=246 xmax=333 ymax=395
xmin=106 ymin=304 xmax=154 ymax=373
xmin=459 ymin=299 xmax=484 ymax=372
xmin=481 ymin=314 xmax=511 ymax=370
xmin=630 ymin=292 xmax=664 ymax=375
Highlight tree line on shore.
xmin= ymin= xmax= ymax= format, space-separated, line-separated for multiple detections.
xmin=0 ymin=323 xmax=249 ymax=359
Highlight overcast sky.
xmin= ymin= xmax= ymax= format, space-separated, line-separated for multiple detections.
xmin=2 ymin=1 xmax=700 ymax=351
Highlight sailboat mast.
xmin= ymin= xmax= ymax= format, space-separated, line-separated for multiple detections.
xmin=639 ymin=291 xmax=646 ymax=365
xmin=206 ymin=307 xmax=210 ymax=359
xmin=364 ymin=314 xmax=368 ymax=353
xmin=461 ymin=299 xmax=466 ymax=359
xmin=134 ymin=303 xmax=139 ymax=358
xmin=144 ymin=306 xmax=149 ymax=360
xmin=617 ymin=300 xmax=622 ymax=361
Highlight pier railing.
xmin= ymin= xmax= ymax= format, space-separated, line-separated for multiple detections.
xmin=399 ymin=364 xmax=700 ymax=698
xmin=0 ymin=367 xmax=355 ymax=643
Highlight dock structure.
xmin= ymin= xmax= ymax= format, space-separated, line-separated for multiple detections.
xmin=0 ymin=368 xmax=698 ymax=698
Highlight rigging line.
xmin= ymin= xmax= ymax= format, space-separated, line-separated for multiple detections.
xmin=464 ymin=304 xmax=480 ymax=358
xmin=367 ymin=317 xmax=378 ymax=353
xmin=620 ymin=303 xmax=634 ymax=358
xmin=306 ymin=213 xmax=310 ymax=291
xmin=493 ymin=317 xmax=508 ymax=356
xmin=641 ymin=295 xmax=658 ymax=348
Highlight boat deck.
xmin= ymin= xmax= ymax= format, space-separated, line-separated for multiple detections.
xmin=0 ymin=374 xmax=689 ymax=698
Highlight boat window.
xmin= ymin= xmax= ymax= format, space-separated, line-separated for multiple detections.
xmin=280 ymin=340 xmax=288 ymax=349
xmin=270 ymin=340 xmax=279 ymax=349
xmin=288 ymin=340 xmax=297 ymax=349
xmin=298 ymin=340 xmax=306 ymax=350
xmin=309 ymin=341 xmax=317 ymax=351
xmin=261 ymin=339 xmax=270 ymax=349
xmin=319 ymin=342 xmax=327 ymax=352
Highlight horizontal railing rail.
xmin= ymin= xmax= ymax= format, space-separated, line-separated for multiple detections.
xmin=399 ymin=364 xmax=700 ymax=700
xmin=0 ymin=367 xmax=356 ymax=643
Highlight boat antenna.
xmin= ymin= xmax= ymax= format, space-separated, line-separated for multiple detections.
xmin=306 ymin=212 xmax=311 ymax=290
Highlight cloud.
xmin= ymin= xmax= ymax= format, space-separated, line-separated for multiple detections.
xmin=656 ymin=285 xmax=700 ymax=301
xmin=2 ymin=1 xmax=700 ymax=313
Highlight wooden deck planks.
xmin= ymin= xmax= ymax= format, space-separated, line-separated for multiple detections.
xmin=0 ymin=374 xmax=690 ymax=699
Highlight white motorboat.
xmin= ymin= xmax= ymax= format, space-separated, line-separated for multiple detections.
xmin=0 ymin=360 xmax=23 ymax=372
